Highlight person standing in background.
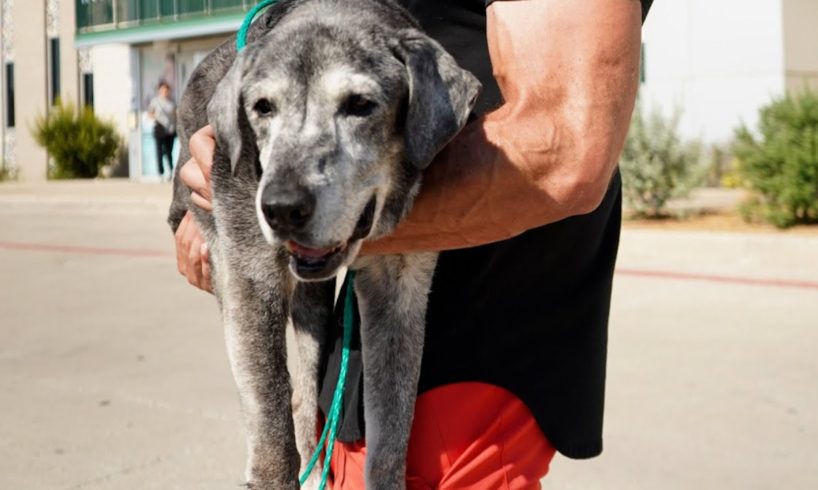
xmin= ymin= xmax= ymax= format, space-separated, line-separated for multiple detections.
xmin=148 ymin=80 xmax=177 ymax=181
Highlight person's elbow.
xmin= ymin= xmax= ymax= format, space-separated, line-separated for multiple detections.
xmin=542 ymin=138 xmax=623 ymax=218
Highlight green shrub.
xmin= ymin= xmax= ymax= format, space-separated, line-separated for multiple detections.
xmin=620 ymin=104 xmax=703 ymax=217
xmin=733 ymin=90 xmax=818 ymax=228
xmin=32 ymin=100 xmax=120 ymax=179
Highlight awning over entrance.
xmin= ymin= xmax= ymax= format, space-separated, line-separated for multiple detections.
xmin=75 ymin=0 xmax=250 ymax=47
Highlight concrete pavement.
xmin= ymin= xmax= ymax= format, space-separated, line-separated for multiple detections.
xmin=1 ymin=181 xmax=816 ymax=489
xmin=544 ymin=231 xmax=818 ymax=490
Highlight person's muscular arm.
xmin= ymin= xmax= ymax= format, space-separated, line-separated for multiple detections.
xmin=175 ymin=0 xmax=643 ymax=288
xmin=363 ymin=0 xmax=642 ymax=254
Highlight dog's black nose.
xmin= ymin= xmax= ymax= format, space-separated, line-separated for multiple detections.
xmin=260 ymin=185 xmax=316 ymax=232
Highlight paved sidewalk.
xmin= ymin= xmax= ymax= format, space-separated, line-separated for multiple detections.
xmin=1 ymin=181 xmax=816 ymax=489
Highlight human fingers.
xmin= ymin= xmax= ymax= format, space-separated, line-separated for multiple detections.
xmin=186 ymin=231 xmax=205 ymax=289
xmin=191 ymin=191 xmax=213 ymax=212
xmin=184 ymin=223 xmax=213 ymax=293
xmin=175 ymin=212 xmax=192 ymax=277
xmin=190 ymin=125 xmax=216 ymax=188
xmin=175 ymin=212 xmax=212 ymax=293
xmin=179 ymin=157 xmax=211 ymax=205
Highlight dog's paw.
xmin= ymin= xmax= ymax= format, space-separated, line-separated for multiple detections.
xmin=243 ymin=478 xmax=300 ymax=490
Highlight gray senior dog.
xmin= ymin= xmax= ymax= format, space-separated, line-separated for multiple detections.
xmin=168 ymin=0 xmax=480 ymax=488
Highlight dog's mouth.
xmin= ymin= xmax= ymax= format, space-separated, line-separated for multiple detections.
xmin=285 ymin=240 xmax=348 ymax=276
xmin=285 ymin=196 xmax=377 ymax=280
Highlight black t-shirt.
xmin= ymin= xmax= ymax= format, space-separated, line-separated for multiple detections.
xmin=320 ymin=0 xmax=654 ymax=460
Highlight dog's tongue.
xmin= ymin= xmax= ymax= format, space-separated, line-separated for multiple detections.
xmin=286 ymin=241 xmax=336 ymax=258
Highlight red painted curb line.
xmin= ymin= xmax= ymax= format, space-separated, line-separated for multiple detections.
xmin=2 ymin=241 xmax=816 ymax=291
xmin=0 ymin=241 xmax=174 ymax=258
xmin=615 ymin=268 xmax=818 ymax=291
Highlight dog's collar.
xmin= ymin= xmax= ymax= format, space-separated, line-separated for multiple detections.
xmin=237 ymin=0 xmax=280 ymax=52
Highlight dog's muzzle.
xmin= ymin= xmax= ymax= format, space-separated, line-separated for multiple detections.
xmin=283 ymin=195 xmax=377 ymax=280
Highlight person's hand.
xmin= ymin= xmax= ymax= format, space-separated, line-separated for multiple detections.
xmin=175 ymin=211 xmax=213 ymax=293
xmin=175 ymin=125 xmax=217 ymax=293
xmin=180 ymin=125 xmax=215 ymax=212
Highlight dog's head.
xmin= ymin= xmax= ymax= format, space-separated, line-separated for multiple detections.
xmin=208 ymin=13 xmax=480 ymax=281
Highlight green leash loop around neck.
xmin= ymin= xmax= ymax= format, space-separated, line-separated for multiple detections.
xmin=299 ymin=270 xmax=356 ymax=489
xmin=237 ymin=0 xmax=279 ymax=52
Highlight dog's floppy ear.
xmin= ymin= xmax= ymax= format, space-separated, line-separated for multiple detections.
xmin=207 ymin=52 xmax=249 ymax=174
xmin=391 ymin=29 xmax=482 ymax=169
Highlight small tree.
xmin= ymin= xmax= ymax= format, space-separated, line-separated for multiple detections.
xmin=620 ymin=104 xmax=702 ymax=217
xmin=33 ymin=100 xmax=120 ymax=179
xmin=733 ymin=90 xmax=818 ymax=228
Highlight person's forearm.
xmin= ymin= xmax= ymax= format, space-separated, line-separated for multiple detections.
xmin=363 ymin=108 xmax=596 ymax=255
xmin=363 ymin=0 xmax=643 ymax=256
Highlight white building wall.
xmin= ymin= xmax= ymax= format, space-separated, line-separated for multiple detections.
xmin=640 ymin=0 xmax=786 ymax=144
xmin=89 ymin=44 xmax=133 ymax=139
xmin=58 ymin=0 xmax=79 ymax=104
xmin=782 ymin=0 xmax=818 ymax=92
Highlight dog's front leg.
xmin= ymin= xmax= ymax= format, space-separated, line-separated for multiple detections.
xmin=290 ymin=280 xmax=335 ymax=489
xmin=218 ymin=268 xmax=300 ymax=489
xmin=356 ymin=253 xmax=438 ymax=490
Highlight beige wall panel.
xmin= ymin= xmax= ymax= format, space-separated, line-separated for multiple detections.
xmin=13 ymin=0 xmax=47 ymax=181
xmin=58 ymin=0 xmax=78 ymax=103
xmin=782 ymin=0 xmax=818 ymax=89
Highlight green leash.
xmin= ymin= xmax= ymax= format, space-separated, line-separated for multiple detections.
xmin=236 ymin=0 xmax=279 ymax=52
xmin=237 ymin=5 xmax=353 ymax=488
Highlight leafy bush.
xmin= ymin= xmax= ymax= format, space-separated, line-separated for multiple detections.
xmin=32 ymin=100 xmax=120 ymax=179
xmin=733 ymin=90 xmax=818 ymax=228
xmin=620 ymin=104 xmax=703 ymax=217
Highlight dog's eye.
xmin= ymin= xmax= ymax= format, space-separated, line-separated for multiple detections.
xmin=253 ymin=98 xmax=276 ymax=117
xmin=341 ymin=95 xmax=378 ymax=117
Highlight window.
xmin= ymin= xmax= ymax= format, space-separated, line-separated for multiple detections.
xmin=159 ymin=0 xmax=175 ymax=18
xmin=50 ymin=38 xmax=61 ymax=105
xmin=4 ymin=63 xmax=14 ymax=128
xmin=178 ymin=0 xmax=207 ymax=16
xmin=83 ymin=73 xmax=95 ymax=109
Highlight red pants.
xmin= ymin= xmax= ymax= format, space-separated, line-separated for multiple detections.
xmin=328 ymin=382 xmax=556 ymax=489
